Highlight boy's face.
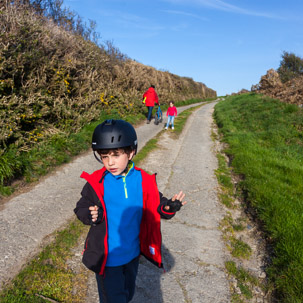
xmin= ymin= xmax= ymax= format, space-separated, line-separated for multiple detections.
xmin=99 ymin=149 xmax=134 ymax=176
xmin=170 ymin=102 xmax=173 ymax=107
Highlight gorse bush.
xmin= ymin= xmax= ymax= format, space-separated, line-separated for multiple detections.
xmin=277 ymin=51 xmax=303 ymax=83
xmin=0 ymin=1 xmax=216 ymax=191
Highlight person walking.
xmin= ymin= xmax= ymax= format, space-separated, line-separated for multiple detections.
xmin=165 ymin=101 xmax=177 ymax=130
xmin=74 ymin=119 xmax=186 ymax=303
xmin=143 ymin=85 xmax=159 ymax=124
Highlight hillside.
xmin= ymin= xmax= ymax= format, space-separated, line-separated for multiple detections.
xmin=0 ymin=2 xmax=216 ymax=192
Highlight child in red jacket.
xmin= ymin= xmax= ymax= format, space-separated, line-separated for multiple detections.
xmin=165 ymin=101 xmax=177 ymax=130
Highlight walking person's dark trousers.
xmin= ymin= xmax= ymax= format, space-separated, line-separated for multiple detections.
xmin=147 ymin=106 xmax=154 ymax=122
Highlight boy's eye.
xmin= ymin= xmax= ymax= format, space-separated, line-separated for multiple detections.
xmin=100 ymin=154 xmax=121 ymax=160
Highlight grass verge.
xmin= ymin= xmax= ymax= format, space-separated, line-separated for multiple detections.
xmin=0 ymin=220 xmax=88 ymax=303
xmin=225 ymin=261 xmax=260 ymax=302
xmin=214 ymin=93 xmax=303 ymax=302
xmin=213 ymin=108 xmax=268 ymax=301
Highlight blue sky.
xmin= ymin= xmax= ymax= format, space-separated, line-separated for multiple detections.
xmin=63 ymin=0 xmax=303 ymax=96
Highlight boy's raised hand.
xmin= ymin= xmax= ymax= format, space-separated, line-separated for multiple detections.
xmin=164 ymin=191 xmax=187 ymax=212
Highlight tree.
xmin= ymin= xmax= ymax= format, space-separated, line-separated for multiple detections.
xmin=277 ymin=51 xmax=303 ymax=83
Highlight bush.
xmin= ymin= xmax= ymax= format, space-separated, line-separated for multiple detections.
xmin=277 ymin=51 xmax=303 ymax=83
xmin=0 ymin=1 xmax=216 ymax=191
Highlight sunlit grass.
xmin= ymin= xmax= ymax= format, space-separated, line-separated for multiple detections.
xmin=215 ymin=93 xmax=303 ymax=302
xmin=225 ymin=261 xmax=260 ymax=302
xmin=0 ymin=220 xmax=88 ymax=303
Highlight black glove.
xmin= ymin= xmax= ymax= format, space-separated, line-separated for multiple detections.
xmin=166 ymin=199 xmax=183 ymax=212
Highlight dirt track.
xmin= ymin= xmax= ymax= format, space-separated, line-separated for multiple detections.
xmin=1 ymin=101 xmax=235 ymax=302
xmin=71 ymin=101 xmax=231 ymax=302
xmin=0 ymin=102 xmax=208 ymax=288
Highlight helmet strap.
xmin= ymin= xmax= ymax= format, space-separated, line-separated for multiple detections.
xmin=93 ymin=151 xmax=103 ymax=164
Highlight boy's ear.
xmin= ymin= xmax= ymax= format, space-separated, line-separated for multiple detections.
xmin=128 ymin=150 xmax=135 ymax=160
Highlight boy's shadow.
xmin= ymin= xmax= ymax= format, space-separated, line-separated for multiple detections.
xmin=117 ymin=207 xmax=175 ymax=303
xmin=131 ymin=244 xmax=174 ymax=303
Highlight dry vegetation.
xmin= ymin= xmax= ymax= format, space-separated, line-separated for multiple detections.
xmin=0 ymin=1 xmax=216 ymax=153
xmin=252 ymin=69 xmax=303 ymax=106
xmin=0 ymin=1 xmax=215 ymax=191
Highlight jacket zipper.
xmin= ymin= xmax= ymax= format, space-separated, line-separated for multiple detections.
xmin=122 ymin=176 xmax=128 ymax=199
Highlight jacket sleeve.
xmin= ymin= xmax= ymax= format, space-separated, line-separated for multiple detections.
xmin=74 ymin=182 xmax=104 ymax=225
xmin=157 ymin=191 xmax=176 ymax=219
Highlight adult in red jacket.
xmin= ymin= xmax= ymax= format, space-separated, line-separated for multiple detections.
xmin=143 ymin=85 xmax=159 ymax=124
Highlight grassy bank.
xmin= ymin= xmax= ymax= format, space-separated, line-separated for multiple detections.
xmin=214 ymin=93 xmax=303 ymax=302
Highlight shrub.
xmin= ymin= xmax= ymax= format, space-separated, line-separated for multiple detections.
xmin=277 ymin=51 xmax=303 ymax=83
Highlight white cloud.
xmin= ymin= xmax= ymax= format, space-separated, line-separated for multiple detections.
xmin=163 ymin=0 xmax=283 ymax=19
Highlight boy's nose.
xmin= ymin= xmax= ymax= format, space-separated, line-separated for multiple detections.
xmin=108 ymin=156 xmax=115 ymax=165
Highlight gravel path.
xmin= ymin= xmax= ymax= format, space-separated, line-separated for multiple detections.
xmin=0 ymin=101 xmax=231 ymax=302
xmin=81 ymin=101 xmax=230 ymax=302
xmin=132 ymin=101 xmax=230 ymax=302
xmin=0 ymin=102 xmax=211 ymax=289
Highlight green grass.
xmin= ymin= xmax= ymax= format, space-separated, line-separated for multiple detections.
xmin=229 ymin=237 xmax=252 ymax=259
xmin=0 ymin=220 xmax=88 ymax=303
xmin=0 ymin=111 xmax=121 ymax=196
xmin=215 ymin=93 xmax=303 ymax=302
xmin=133 ymin=138 xmax=159 ymax=167
xmin=225 ymin=260 xmax=259 ymax=302
xmin=215 ymin=151 xmax=235 ymax=208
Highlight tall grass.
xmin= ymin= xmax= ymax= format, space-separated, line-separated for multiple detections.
xmin=214 ymin=93 xmax=303 ymax=302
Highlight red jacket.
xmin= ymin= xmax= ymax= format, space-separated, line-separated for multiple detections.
xmin=166 ymin=106 xmax=177 ymax=117
xmin=143 ymin=87 xmax=159 ymax=106
xmin=74 ymin=166 xmax=175 ymax=275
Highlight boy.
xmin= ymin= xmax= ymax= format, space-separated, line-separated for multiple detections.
xmin=74 ymin=119 xmax=186 ymax=303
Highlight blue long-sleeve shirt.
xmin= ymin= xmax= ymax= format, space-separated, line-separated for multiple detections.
xmin=103 ymin=163 xmax=143 ymax=266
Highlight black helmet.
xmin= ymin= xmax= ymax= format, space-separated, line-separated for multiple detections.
xmin=92 ymin=119 xmax=138 ymax=154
